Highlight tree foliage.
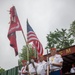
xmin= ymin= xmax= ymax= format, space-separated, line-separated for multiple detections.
xmin=46 ymin=29 xmax=74 ymax=50
xmin=69 ymin=20 xmax=75 ymax=37
xmin=18 ymin=44 xmax=37 ymax=65
xmin=0 ymin=67 xmax=5 ymax=73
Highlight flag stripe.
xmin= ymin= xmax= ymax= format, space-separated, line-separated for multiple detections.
xmin=27 ymin=38 xmax=39 ymax=43
xmin=27 ymin=35 xmax=38 ymax=40
xmin=27 ymin=32 xmax=38 ymax=39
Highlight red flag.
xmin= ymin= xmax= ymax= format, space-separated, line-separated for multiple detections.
xmin=8 ymin=32 xmax=18 ymax=55
xmin=7 ymin=6 xmax=22 ymax=56
xmin=8 ymin=6 xmax=22 ymax=34
xmin=27 ymin=20 xmax=43 ymax=55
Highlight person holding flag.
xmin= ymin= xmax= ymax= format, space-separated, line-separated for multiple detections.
xmin=37 ymin=54 xmax=47 ymax=75
xmin=28 ymin=57 xmax=37 ymax=75
xmin=27 ymin=20 xmax=46 ymax=75
xmin=20 ymin=60 xmax=28 ymax=75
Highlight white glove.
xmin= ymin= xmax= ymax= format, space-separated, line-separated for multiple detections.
xmin=49 ymin=62 xmax=54 ymax=65
xmin=31 ymin=59 xmax=34 ymax=63
xmin=27 ymin=61 xmax=29 ymax=65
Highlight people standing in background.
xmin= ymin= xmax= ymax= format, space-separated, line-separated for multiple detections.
xmin=49 ymin=48 xmax=63 ymax=75
xmin=70 ymin=64 xmax=75 ymax=73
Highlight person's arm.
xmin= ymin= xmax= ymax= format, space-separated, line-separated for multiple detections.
xmin=52 ymin=62 xmax=63 ymax=67
xmin=70 ymin=68 xmax=73 ymax=73
xmin=52 ymin=55 xmax=63 ymax=67
xmin=21 ymin=66 xmax=29 ymax=74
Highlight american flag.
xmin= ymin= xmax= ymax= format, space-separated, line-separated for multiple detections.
xmin=27 ymin=20 xmax=43 ymax=55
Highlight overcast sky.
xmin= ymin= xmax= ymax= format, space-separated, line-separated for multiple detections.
xmin=0 ymin=0 xmax=75 ymax=70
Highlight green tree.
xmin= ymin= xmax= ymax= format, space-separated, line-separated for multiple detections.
xmin=46 ymin=29 xmax=74 ymax=50
xmin=69 ymin=20 xmax=75 ymax=37
xmin=18 ymin=44 xmax=37 ymax=65
xmin=0 ymin=67 xmax=5 ymax=73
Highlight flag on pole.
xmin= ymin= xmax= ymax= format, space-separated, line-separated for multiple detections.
xmin=7 ymin=6 xmax=22 ymax=56
xmin=27 ymin=20 xmax=43 ymax=55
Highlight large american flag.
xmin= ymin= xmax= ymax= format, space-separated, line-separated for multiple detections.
xmin=27 ymin=20 xmax=43 ymax=55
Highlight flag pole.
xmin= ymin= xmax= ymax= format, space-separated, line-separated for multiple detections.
xmin=21 ymin=30 xmax=29 ymax=61
xmin=22 ymin=30 xmax=27 ymax=43
xmin=47 ymin=49 xmax=49 ymax=75
xmin=21 ymin=30 xmax=30 ymax=75
xmin=14 ymin=6 xmax=29 ymax=61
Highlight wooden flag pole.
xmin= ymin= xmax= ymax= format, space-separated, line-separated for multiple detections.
xmin=21 ymin=30 xmax=29 ymax=61
xmin=47 ymin=49 xmax=49 ymax=75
